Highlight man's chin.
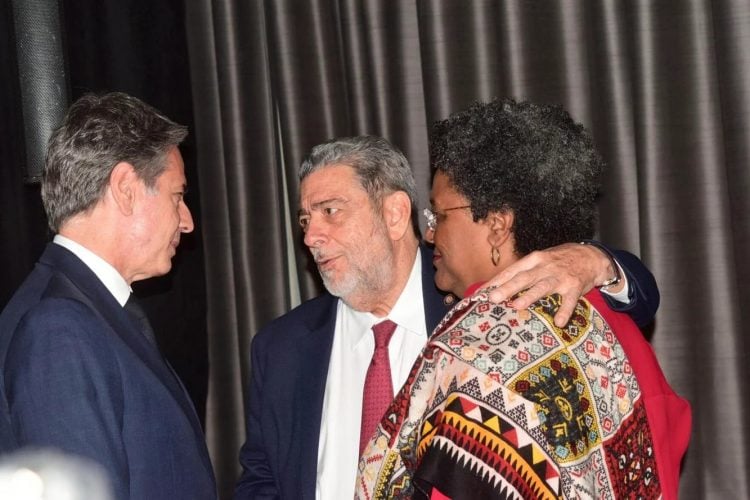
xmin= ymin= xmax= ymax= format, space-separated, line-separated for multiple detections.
xmin=321 ymin=275 xmax=356 ymax=300
xmin=151 ymin=260 xmax=174 ymax=278
xmin=320 ymin=278 xmax=343 ymax=297
xmin=130 ymin=263 xmax=172 ymax=283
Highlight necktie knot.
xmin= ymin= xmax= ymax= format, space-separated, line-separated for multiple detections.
xmin=372 ymin=319 xmax=397 ymax=349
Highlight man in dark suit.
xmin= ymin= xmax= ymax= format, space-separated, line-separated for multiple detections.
xmin=0 ymin=92 xmax=216 ymax=500
xmin=234 ymin=136 xmax=658 ymax=499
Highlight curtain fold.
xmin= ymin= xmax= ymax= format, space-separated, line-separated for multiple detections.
xmin=186 ymin=1 xmax=287 ymax=497
xmin=186 ymin=1 xmax=750 ymax=497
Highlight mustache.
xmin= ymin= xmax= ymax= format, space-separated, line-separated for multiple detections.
xmin=310 ymin=248 xmax=326 ymax=263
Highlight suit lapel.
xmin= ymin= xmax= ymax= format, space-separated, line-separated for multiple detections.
xmin=294 ymin=294 xmax=338 ymax=500
xmin=39 ymin=245 xmax=210 ymax=467
xmin=276 ymin=246 xmax=445 ymax=498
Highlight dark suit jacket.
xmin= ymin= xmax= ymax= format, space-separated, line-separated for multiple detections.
xmin=0 ymin=243 xmax=216 ymax=500
xmin=234 ymin=245 xmax=657 ymax=499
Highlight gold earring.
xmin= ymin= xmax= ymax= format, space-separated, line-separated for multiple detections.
xmin=491 ymin=246 xmax=500 ymax=266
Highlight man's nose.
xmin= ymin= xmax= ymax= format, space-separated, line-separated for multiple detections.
xmin=179 ymin=201 xmax=194 ymax=233
xmin=303 ymin=215 xmax=327 ymax=248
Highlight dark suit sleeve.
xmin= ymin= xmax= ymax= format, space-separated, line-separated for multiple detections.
xmin=605 ymin=247 xmax=660 ymax=328
xmin=234 ymin=334 xmax=280 ymax=499
xmin=4 ymin=299 xmax=129 ymax=500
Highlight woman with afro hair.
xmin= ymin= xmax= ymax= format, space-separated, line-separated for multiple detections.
xmin=356 ymin=99 xmax=690 ymax=500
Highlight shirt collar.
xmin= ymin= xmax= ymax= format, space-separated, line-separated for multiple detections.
xmin=53 ymin=234 xmax=132 ymax=306
xmin=387 ymin=247 xmax=425 ymax=336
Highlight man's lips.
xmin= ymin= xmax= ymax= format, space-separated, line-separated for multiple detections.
xmin=315 ymin=255 xmax=339 ymax=270
xmin=168 ymin=238 xmax=180 ymax=255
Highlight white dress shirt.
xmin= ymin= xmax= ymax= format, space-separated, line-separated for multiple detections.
xmin=316 ymin=248 xmax=428 ymax=500
xmin=53 ymin=234 xmax=131 ymax=306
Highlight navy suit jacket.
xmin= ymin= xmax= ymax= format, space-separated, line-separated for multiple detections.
xmin=0 ymin=244 xmax=216 ymax=500
xmin=235 ymin=245 xmax=657 ymax=499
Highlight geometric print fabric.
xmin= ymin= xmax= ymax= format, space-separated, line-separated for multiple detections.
xmin=355 ymin=290 xmax=662 ymax=499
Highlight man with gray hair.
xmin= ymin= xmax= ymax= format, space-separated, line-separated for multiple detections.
xmin=235 ymin=135 xmax=658 ymax=499
xmin=0 ymin=92 xmax=216 ymax=500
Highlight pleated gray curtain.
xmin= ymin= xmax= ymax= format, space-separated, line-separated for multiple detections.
xmin=185 ymin=0 xmax=285 ymax=490
xmin=186 ymin=1 xmax=750 ymax=498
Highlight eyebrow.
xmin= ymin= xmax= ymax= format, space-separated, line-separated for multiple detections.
xmin=297 ymin=197 xmax=348 ymax=217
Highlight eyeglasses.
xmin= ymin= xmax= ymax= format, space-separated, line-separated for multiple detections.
xmin=422 ymin=205 xmax=471 ymax=232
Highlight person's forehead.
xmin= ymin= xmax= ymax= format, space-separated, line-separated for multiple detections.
xmin=161 ymin=147 xmax=186 ymax=180
xmin=300 ymin=164 xmax=366 ymax=198
xmin=430 ymin=171 xmax=466 ymax=205
xmin=430 ymin=171 xmax=453 ymax=196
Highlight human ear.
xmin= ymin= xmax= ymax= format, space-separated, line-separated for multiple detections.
xmin=382 ymin=191 xmax=412 ymax=241
xmin=486 ymin=210 xmax=514 ymax=248
xmin=108 ymin=162 xmax=139 ymax=216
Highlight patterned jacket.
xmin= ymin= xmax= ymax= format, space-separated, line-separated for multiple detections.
xmin=355 ymin=289 xmax=691 ymax=500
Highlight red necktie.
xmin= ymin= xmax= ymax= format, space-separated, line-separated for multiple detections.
xmin=359 ymin=319 xmax=397 ymax=455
